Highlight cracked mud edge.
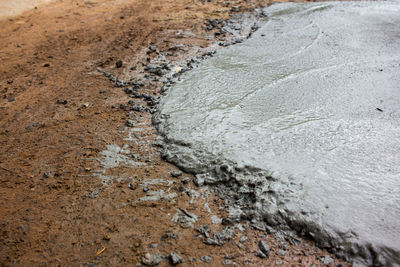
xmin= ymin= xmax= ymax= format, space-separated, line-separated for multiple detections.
xmin=149 ymin=7 xmax=398 ymax=267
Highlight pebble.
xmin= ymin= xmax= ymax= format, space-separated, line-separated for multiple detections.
xmin=255 ymin=250 xmax=267 ymax=259
xmin=200 ymin=256 xmax=212 ymax=263
xmin=126 ymin=120 xmax=135 ymax=127
xmin=115 ymin=60 xmax=123 ymax=68
xmin=211 ymin=215 xmax=222 ymax=224
xmin=143 ymin=187 xmax=150 ymax=192
xmin=43 ymin=172 xmax=51 ymax=178
xmin=88 ymin=191 xmax=99 ymax=199
xmin=141 ymin=253 xmax=162 ymax=266
xmin=231 ymin=6 xmax=240 ymax=12
xmin=181 ymin=177 xmax=191 ymax=184
xmin=178 ymin=184 xmax=186 ymax=192
xmin=193 ymin=174 xmax=205 ymax=186
xmin=258 ymin=240 xmax=270 ymax=256
xmin=277 ymin=249 xmax=286 ymax=256
xmin=239 ymin=235 xmax=248 ymax=243
xmin=223 ymin=259 xmax=232 ymax=265
xmin=170 ymin=170 xmax=182 ymax=177
xmin=321 ymin=255 xmax=334 ymax=265
xmin=169 ymin=252 xmax=184 ymax=265
xmin=128 ymin=183 xmax=136 ymax=190
xmin=8 ymin=97 xmax=15 ymax=102
xmin=26 ymin=122 xmax=41 ymax=130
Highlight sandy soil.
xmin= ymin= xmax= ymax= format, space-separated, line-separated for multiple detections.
xmin=0 ymin=0 xmax=349 ymax=265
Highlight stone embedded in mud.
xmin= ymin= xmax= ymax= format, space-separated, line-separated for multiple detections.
xmin=211 ymin=215 xmax=222 ymax=225
xmin=193 ymin=174 xmax=205 ymax=186
xmin=157 ymin=2 xmax=400 ymax=265
xmin=255 ymin=250 xmax=267 ymax=259
xmin=141 ymin=253 xmax=162 ymax=266
xmin=200 ymin=255 xmax=212 ymax=263
xmin=277 ymin=249 xmax=286 ymax=257
xmin=88 ymin=191 xmax=99 ymax=199
xmin=125 ymin=120 xmax=135 ymax=127
xmin=56 ymin=99 xmax=68 ymax=105
xmin=223 ymin=259 xmax=232 ymax=265
xmin=321 ymin=256 xmax=333 ymax=265
xmin=115 ymin=60 xmax=123 ymax=68
xmin=199 ymin=226 xmax=234 ymax=246
xmin=171 ymin=209 xmax=198 ymax=228
xmin=258 ymin=240 xmax=269 ymax=256
xmin=193 ymin=173 xmax=217 ymax=186
xmin=170 ymin=170 xmax=182 ymax=177
xmin=169 ymin=252 xmax=184 ymax=265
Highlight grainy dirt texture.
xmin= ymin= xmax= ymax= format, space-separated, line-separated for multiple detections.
xmin=0 ymin=0 xmax=349 ymax=266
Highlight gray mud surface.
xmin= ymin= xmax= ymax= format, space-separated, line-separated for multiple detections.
xmin=156 ymin=2 xmax=400 ymax=266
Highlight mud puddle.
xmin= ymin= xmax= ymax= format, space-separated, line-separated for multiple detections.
xmin=157 ymin=2 xmax=400 ymax=265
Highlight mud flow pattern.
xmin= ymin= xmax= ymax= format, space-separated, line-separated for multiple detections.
xmin=157 ymin=2 xmax=400 ymax=266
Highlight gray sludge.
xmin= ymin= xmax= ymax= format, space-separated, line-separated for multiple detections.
xmin=154 ymin=2 xmax=400 ymax=266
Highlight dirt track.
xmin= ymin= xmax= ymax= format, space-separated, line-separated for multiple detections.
xmin=0 ymin=0 xmax=348 ymax=265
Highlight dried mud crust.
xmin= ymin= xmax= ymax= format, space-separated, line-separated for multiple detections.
xmin=0 ymin=0 xmax=348 ymax=266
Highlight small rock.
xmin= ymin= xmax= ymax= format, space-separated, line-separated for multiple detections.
xmin=193 ymin=174 xmax=205 ymax=186
xmin=148 ymin=243 xmax=158 ymax=248
xmin=143 ymin=187 xmax=150 ymax=192
xmin=7 ymin=97 xmax=15 ymax=102
xmin=141 ymin=253 xmax=162 ymax=266
xmin=258 ymin=240 xmax=269 ymax=256
xmin=169 ymin=252 xmax=184 ymax=265
xmin=211 ymin=215 xmax=222 ymax=225
xmin=26 ymin=122 xmax=41 ymax=130
xmin=178 ymin=184 xmax=186 ymax=192
xmin=223 ymin=259 xmax=232 ymax=265
xmin=231 ymin=6 xmax=240 ymax=12
xmin=170 ymin=171 xmax=182 ymax=178
xmin=88 ymin=191 xmax=99 ymax=199
xmin=43 ymin=63 xmax=50 ymax=67
xmin=255 ymin=250 xmax=267 ymax=258
xmin=126 ymin=120 xmax=135 ymax=127
xmin=321 ymin=255 xmax=334 ymax=265
xmin=128 ymin=183 xmax=136 ymax=190
xmin=200 ymin=256 xmax=212 ymax=263
xmin=197 ymin=225 xmax=210 ymax=238
xmin=181 ymin=177 xmax=191 ymax=184
xmin=116 ymin=60 xmax=123 ymax=68
xmin=277 ymin=249 xmax=286 ymax=256
xmin=43 ymin=172 xmax=51 ymax=178
xmin=56 ymin=99 xmax=68 ymax=105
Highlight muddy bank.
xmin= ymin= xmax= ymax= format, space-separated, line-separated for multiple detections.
xmin=0 ymin=0 xmax=350 ymax=265
xmin=156 ymin=1 xmax=400 ymax=266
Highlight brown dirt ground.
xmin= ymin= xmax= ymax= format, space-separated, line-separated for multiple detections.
xmin=0 ymin=0 xmax=349 ymax=266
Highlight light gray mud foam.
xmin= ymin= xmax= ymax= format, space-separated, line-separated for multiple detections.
xmin=155 ymin=2 xmax=400 ymax=266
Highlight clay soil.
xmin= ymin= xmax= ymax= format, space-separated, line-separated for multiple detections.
xmin=0 ymin=0 xmax=349 ymax=266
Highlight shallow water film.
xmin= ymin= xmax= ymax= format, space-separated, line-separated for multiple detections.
xmin=158 ymin=2 xmax=400 ymax=265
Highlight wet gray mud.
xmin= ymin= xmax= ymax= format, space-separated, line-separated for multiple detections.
xmin=155 ymin=2 xmax=400 ymax=266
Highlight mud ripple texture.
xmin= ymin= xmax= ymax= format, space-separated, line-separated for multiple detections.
xmin=156 ymin=2 xmax=400 ymax=266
